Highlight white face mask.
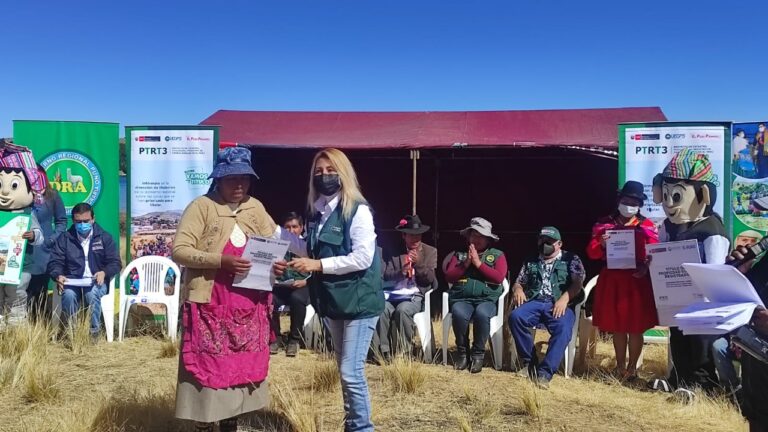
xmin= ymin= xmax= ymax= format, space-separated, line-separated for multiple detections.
xmin=618 ymin=204 xmax=639 ymax=218
xmin=760 ymin=127 xmax=766 ymax=133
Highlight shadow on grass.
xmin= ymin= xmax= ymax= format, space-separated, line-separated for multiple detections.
xmin=89 ymin=389 xmax=292 ymax=432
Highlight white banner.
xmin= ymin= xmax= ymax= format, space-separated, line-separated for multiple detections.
xmin=623 ymin=125 xmax=727 ymax=222
xmin=129 ymin=129 xmax=215 ymax=259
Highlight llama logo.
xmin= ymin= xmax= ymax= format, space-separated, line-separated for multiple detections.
xmin=40 ymin=151 xmax=102 ymax=215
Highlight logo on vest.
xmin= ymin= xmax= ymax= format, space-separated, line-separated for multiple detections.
xmin=330 ymin=226 xmax=342 ymax=233
xmin=485 ymin=254 xmax=495 ymax=263
xmin=40 ymin=151 xmax=102 ymax=215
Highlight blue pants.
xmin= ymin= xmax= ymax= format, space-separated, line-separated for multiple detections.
xmin=712 ymin=336 xmax=740 ymax=390
xmin=508 ymin=299 xmax=575 ymax=380
xmin=61 ymin=284 xmax=107 ymax=335
xmin=327 ymin=316 xmax=378 ymax=432
xmin=451 ymin=301 xmax=496 ymax=359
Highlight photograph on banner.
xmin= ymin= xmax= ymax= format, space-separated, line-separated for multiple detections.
xmin=129 ymin=129 xmax=215 ymax=260
xmin=620 ymin=123 xmax=729 ymax=223
xmin=0 ymin=214 xmax=31 ymax=285
xmin=732 ymin=121 xmax=768 ymax=245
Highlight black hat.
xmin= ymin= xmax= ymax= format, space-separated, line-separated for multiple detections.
xmin=618 ymin=180 xmax=648 ymax=202
xmin=395 ymin=215 xmax=430 ymax=234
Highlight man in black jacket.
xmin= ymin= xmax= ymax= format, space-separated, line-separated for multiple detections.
xmin=48 ymin=203 xmax=121 ymax=336
xmin=730 ymin=245 xmax=768 ymax=432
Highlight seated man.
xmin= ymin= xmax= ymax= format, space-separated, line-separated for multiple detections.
xmin=508 ymin=226 xmax=585 ymax=389
xmin=48 ymin=203 xmax=121 ymax=339
xmin=372 ymin=215 xmax=437 ymax=361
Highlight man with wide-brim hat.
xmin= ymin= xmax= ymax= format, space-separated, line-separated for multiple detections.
xmin=372 ymin=215 xmax=437 ymax=362
xmin=444 ymin=217 xmax=507 ymax=373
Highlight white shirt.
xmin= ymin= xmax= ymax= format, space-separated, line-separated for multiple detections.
xmin=278 ymin=193 xmax=376 ymax=275
xmin=78 ymin=232 xmax=93 ymax=278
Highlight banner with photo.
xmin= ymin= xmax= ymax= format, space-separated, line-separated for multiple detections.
xmin=126 ymin=126 xmax=219 ymax=263
xmin=731 ymin=121 xmax=768 ymax=247
xmin=13 ymin=120 xmax=121 ymax=242
xmin=619 ymin=122 xmax=731 ymax=232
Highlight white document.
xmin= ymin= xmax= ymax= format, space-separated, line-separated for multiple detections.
xmin=233 ymin=236 xmax=290 ymax=291
xmin=647 ymin=240 xmax=704 ymax=312
xmin=673 ymin=264 xmax=765 ymax=335
xmin=681 ymin=264 xmax=766 ymax=306
xmin=384 ymin=279 xmax=420 ymax=301
xmin=65 ymin=278 xmax=93 ymax=287
xmin=606 ymin=229 xmax=636 ymax=269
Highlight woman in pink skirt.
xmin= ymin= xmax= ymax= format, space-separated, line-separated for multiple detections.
xmin=587 ymin=181 xmax=659 ymax=381
xmin=173 ymin=147 xmax=278 ymax=432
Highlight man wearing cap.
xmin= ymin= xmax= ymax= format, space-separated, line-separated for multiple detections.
xmin=649 ymin=148 xmax=730 ymax=399
xmin=372 ymin=215 xmax=437 ymax=361
xmin=508 ymin=226 xmax=585 ymax=389
xmin=444 ymin=217 xmax=508 ymax=373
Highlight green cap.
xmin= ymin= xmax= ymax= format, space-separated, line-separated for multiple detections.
xmin=539 ymin=226 xmax=561 ymax=241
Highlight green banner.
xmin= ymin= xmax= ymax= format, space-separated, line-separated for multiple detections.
xmin=12 ymin=121 xmax=121 ymax=242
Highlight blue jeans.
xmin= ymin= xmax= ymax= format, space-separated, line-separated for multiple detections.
xmin=712 ymin=336 xmax=740 ymax=390
xmin=508 ymin=299 xmax=575 ymax=380
xmin=451 ymin=301 xmax=496 ymax=359
xmin=61 ymin=284 xmax=107 ymax=334
xmin=327 ymin=316 xmax=378 ymax=432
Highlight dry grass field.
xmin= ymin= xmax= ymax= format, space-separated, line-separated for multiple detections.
xmin=0 ymin=315 xmax=748 ymax=432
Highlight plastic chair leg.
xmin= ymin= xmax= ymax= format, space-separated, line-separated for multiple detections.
xmin=167 ymin=301 xmax=179 ymax=342
xmin=490 ymin=328 xmax=503 ymax=371
xmin=442 ymin=314 xmax=452 ymax=366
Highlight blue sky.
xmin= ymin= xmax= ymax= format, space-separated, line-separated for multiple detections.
xmin=1 ymin=0 xmax=766 ymax=137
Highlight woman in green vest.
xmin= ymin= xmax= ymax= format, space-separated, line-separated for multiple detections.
xmin=444 ymin=217 xmax=508 ymax=373
xmin=274 ymin=148 xmax=384 ymax=432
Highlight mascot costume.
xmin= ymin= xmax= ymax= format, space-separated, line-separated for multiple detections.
xmin=0 ymin=139 xmax=45 ymax=323
xmin=650 ymin=148 xmax=730 ymax=398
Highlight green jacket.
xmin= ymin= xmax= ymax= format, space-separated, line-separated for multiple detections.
xmin=448 ymin=248 xmax=504 ymax=306
xmin=306 ymin=201 xmax=385 ymax=320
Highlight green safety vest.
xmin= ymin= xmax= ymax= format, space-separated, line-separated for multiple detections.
xmin=448 ymin=248 xmax=504 ymax=306
xmin=520 ymin=251 xmax=579 ymax=301
xmin=306 ymin=201 xmax=384 ymax=320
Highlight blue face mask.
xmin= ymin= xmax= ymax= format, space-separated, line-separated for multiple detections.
xmin=75 ymin=222 xmax=92 ymax=236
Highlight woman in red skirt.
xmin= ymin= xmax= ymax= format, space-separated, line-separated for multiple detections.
xmin=587 ymin=181 xmax=659 ymax=380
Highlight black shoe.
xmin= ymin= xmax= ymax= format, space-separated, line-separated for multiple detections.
xmin=286 ymin=342 xmax=299 ymax=357
xmin=454 ymin=355 xmax=469 ymax=371
xmin=269 ymin=342 xmax=279 ymax=355
xmin=470 ymin=358 xmax=483 ymax=374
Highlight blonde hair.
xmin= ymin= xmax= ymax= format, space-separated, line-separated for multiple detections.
xmin=307 ymin=148 xmax=366 ymax=220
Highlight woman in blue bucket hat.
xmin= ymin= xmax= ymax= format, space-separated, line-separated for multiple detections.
xmin=173 ymin=146 xmax=276 ymax=432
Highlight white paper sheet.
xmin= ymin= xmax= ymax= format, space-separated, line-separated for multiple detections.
xmin=646 ymin=240 xmax=703 ymax=326
xmin=233 ymin=236 xmax=290 ymax=291
xmin=64 ymin=278 xmax=93 ymax=287
xmin=606 ymin=229 xmax=636 ymax=269
xmin=681 ymin=264 xmax=766 ymax=306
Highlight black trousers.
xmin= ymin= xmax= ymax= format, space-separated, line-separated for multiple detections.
xmin=26 ymin=274 xmax=51 ymax=322
xmin=669 ymin=327 xmax=719 ymax=390
xmin=271 ymin=286 xmax=310 ymax=344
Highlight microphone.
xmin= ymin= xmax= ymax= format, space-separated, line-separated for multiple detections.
xmin=730 ymin=236 xmax=768 ymax=267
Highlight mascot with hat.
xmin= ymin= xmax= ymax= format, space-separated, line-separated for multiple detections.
xmin=649 ymin=148 xmax=730 ymax=399
xmin=0 ymin=139 xmax=46 ymax=323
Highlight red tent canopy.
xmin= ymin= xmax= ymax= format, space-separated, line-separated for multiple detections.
xmin=201 ymin=107 xmax=666 ymax=149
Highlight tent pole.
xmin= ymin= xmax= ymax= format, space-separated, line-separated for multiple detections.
xmin=411 ymin=149 xmax=419 ymax=214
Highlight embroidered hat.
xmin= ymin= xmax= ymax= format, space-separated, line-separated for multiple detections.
xmin=209 ymin=147 xmax=259 ymax=180
xmin=395 ymin=214 xmax=430 ymax=234
xmin=539 ymin=226 xmax=561 ymax=241
xmin=460 ymin=217 xmax=499 ymax=241
xmin=0 ymin=139 xmax=47 ymax=202
xmin=661 ymin=148 xmax=719 ymax=186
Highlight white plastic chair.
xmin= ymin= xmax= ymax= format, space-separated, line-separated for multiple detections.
xmin=51 ymin=277 xmax=117 ymax=342
xmin=413 ymin=288 xmax=435 ymax=362
xmin=442 ymin=279 xmax=510 ymax=370
xmin=517 ymin=277 xmax=591 ymax=378
xmin=575 ymin=275 xmax=599 ymax=371
xmin=118 ymin=256 xmax=181 ymax=342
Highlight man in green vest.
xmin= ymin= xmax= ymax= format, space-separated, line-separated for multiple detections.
xmin=508 ymin=226 xmax=585 ymax=389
